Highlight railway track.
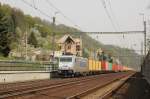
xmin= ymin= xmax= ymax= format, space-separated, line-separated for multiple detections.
xmin=0 ymin=74 xmax=114 ymax=98
xmin=67 ymin=72 xmax=134 ymax=99
xmin=0 ymin=73 xmax=111 ymax=91
xmin=81 ymin=73 xmax=134 ymax=99
xmin=0 ymin=74 xmax=110 ymax=92
xmin=0 ymin=76 xmax=98 ymax=91
xmin=0 ymin=72 xmax=134 ymax=99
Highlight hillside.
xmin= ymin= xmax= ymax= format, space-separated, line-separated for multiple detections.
xmin=0 ymin=4 xmax=141 ymax=70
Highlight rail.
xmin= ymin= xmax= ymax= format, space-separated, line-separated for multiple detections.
xmin=0 ymin=75 xmax=105 ymax=98
xmin=67 ymin=72 xmax=134 ymax=99
xmin=0 ymin=72 xmax=133 ymax=99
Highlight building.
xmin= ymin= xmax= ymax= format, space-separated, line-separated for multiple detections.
xmin=57 ymin=35 xmax=82 ymax=56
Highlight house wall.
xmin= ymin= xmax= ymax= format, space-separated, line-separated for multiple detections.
xmin=57 ymin=36 xmax=82 ymax=56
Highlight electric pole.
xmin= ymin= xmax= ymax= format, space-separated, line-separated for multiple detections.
xmin=139 ymin=13 xmax=147 ymax=56
xmin=144 ymin=21 xmax=147 ymax=56
xmin=25 ymin=31 xmax=28 ymax=61
xmin=52 ymin=16 xmax=55 ymax=60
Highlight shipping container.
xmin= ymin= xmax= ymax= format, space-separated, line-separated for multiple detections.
xmin=119 ymin=65 xmax=123 ymax=71
xmin=95 ymin=60 xmax=101 ymax=71
xmin=118 ymin=65 xmax=120 ymax=71
xmin=105 ymin=61 xmax=109 ymax=70
xmin=108 ymin=63 xmax=112 ymax=70
xmin=120 ymin=65 xmax=123 ymax=71
xmin=101 ymin=61 xmax=106 ymax=70
xmin=112 ymin=64 xmax=118 ymax=71
xmin=88 ymin=59 xmax=93 ymax=71
xmin=88 ymin=59 xmax=101 ymax=71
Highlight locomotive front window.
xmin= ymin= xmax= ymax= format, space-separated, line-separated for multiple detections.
xmin=60 ymin=57 xmax=72 ymax=62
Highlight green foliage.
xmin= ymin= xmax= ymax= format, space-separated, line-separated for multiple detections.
xmin=0 ymin=5 xmax=15 ymax=57
xmin=82 ymin=48 xmax=89 ymax=58
xmin=38 ymin=26 xmax=49 ymax=37
xmin=97 ymin=52 xmax=107 ymax=61
xmin=11 ymin=8 xmax=26 ymax=31
xmin=28 ymin=32 xmax=38 ymax=48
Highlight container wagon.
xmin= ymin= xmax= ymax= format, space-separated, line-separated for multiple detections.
xmin=58 ymin=55 xmax=131 ymax=77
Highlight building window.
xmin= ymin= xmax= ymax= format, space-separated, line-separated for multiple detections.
xmin=76 ymin=45 xmax=80 ymax=51
xmin=68 ymin=45 xmax=71 ymax=49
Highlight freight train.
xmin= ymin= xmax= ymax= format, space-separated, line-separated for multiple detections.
xmin=58 ymin=55 xmax=132 ymax=77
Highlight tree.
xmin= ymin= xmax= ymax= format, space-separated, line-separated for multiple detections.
xmin=28 ymin=32 xmax=38 ymax=48
xmin=82 ymin=48 xmax=89 ymax=58
xmin=97 ymin=51 xmax=107 ymax=61
xmin=0 ymin=6 xmax=14 ymax=57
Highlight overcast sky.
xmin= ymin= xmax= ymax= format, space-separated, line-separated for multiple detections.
xmin=0 ymin=0 xmax=150 ymax=54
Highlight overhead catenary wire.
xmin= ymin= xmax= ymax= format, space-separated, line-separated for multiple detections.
xmin=99 ymin=0 xmax=127 ymax=49
xmin=106 ymin=0 xmax=126 ymax=45
xmin=107 ymin=0 xmax=124 ymax=38
xmin=21 ymin=0 xmax=83 ymax=30
xmin=107 ymin=0 xmax=120 ymax=30
xmin=45 ymin=0 xmax=83 ymax=30
xmin=99 ymin=0 xmax=118 ymax=32
xmin=22 ymin=0 xmax=53 ymax=22
xmin=47 ymin=31 xmax=144 ymax=34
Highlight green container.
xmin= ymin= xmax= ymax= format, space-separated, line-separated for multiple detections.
xmin=109 ymin=63 xmax=112 ymax=70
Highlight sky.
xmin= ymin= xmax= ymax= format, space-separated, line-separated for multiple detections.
xmin=0 ymin=0 xmax=150 ymax=54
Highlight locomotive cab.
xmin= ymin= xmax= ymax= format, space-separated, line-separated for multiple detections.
xmin=58 ymin=55 xmax=88 ymax=77
xmin=58 ymin=55 xmax=75 ymax=76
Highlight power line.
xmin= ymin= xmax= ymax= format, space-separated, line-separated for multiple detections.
xmin=22 ymin=0 xmax=53 ymax=21
xmin=22 ymin=0 xmax=82 ymax=30
xmin=48 ymin=31 xmax=144 ymax=34
xmin=45 ymin=0 xmax=83 ymax=30
xmin=107 ymin=0 xmax=120 ymax=30
xmin=106 ymin=0 xmax=125 ymax=43
xmin=99 ymin=0 xmax=118 ymax=31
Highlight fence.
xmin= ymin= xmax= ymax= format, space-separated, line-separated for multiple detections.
xmin=0 ymin=60 xmax=58 ymax=71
